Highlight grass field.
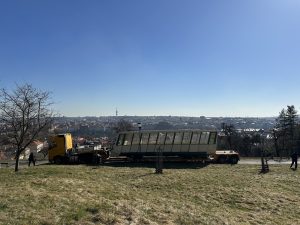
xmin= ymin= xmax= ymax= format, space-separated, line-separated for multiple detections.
xmin=0 ymin=163 xmax=300 ymax=225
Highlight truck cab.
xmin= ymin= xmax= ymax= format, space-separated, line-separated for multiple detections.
xmin=48 ymin=133 xmax=73 ymax=164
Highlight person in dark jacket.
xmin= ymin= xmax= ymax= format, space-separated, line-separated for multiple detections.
xmin=290 ymin=151 xmax=298 ymax=170
xmin=28 ymin=152 xmax=36 ymax=167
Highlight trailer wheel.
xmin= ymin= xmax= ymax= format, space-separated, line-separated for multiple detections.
xmin=53 ymin=156 xmax=62 ymax=164
xmin=230 ymin=156 xmax=239 ymax=164
xmin=218 ymin=156 xmax=226 ymax=164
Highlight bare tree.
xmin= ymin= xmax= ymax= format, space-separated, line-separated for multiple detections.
xmin=221 ymin=123 xmax=236 ymax=149
xmin=113 ymin=119 xmax=133 ymax=133
xmin=0 ymin=84 xmax=54 ymax=171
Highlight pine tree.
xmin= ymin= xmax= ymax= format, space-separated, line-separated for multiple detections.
xmin=273 ymin=105 xmax=298 ymax=156
xmin=285 ymin=105 xmax=298 ymax=154
xmin=274 ymin=109 xmax=287 ymax=156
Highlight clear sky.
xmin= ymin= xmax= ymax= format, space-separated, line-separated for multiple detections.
xmin=0 ymin=0 xmax=299 ymax=117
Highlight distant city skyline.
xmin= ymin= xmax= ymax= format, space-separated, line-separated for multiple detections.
xmin=1 ymin=0 xmax=299 ymax=117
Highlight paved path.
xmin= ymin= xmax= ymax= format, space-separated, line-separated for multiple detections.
xmin=0 ymin=160 xmax=49 ymax=168
xmin=239 ymin=158 xmax=291 ymax=165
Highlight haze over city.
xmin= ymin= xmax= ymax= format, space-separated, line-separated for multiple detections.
xmin=0 ymin=0 xmax=299 ymax=117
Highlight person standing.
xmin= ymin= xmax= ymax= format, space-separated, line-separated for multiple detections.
xmin=290 ymin=151 xmax=298 ymax=170
xmin=28 ymin=152 xmax=36 ymax=167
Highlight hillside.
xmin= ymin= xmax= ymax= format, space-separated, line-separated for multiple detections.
xmin=0 ymin=164 xmax=299 ymax=225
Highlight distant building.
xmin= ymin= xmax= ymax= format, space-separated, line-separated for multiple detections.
xmin=29 ymin=140 xmax=44 ymax=152
xmin=19 ymin=140 xmax=44 ymax=159
xmin=0 ymin=150 xmax=6 ymax=160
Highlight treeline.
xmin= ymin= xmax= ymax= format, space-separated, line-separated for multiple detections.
xmin=219 ymin=105 xmax=299 ymax=157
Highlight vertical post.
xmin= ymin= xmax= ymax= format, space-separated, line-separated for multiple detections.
xmin=138 ymin=123 xmax=142 ymax=153
xmin=155 ymin=133 xmax=163 ymax=174
xmin=156 ymin=146 xmax=163 ymax=174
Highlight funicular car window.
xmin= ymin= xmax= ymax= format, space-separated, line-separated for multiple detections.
xmin=174 ymin=132 xmax=183 ymax=144
xmin=200 ymin=132 xmax=209 ymax=144
xmin=165 ymin=132 xmax=174 ymax=145
xmin=148 ymin=133 xmax=158 ymax=144
xmin=141 ymin=133 xmax=149 ymax=145
xmin=132 ymin=133 xmax=140 ymax=145
xmin=191 ymin=132 xmax=201 ymax=144
xmin=123 ymin=133 xmax=133 ymax=146
xmin=117 ymin=134 xmax=125 ymax=146
xmin=182 ymin=132 xmax=192 ymax=144
xmin=209 ymin=132 xmax=217 ymax=144
xmin=157 ymin=132 xmax=166 ymax=144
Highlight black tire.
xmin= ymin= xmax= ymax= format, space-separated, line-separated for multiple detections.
xmin=218 ymin=156 xmax=226 ymax=164
xmin=53 ymin=156 xmax=62 ymax=164
xmin=230 ymin=156 xmax=239 ymax=164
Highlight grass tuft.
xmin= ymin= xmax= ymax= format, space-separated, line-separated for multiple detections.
xmin=0 ymin=203 xmax=8 ymax=210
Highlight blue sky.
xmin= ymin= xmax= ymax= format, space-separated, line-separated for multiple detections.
xmin=0 ymin=0 xmax=299 ymax=117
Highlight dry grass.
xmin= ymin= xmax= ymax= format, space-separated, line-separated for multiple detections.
xmin=0 ymin=163 xmax=300 ymax=225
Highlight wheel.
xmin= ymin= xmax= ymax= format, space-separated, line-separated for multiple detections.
xmin=230 ymin=156 xmax=238 ymax=164
xmin=218 ymin=156 xmax=226 ymax=164
xmin=53 ymin=156 xmax=62 ymax=164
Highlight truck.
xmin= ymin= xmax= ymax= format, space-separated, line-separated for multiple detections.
xmin=112 ymin=129 xmax=240 ymax=164
xmin=48 ymin=133 xmax=109 ymax=164
xmin=49 ymin=130 xmax=239 ymax=165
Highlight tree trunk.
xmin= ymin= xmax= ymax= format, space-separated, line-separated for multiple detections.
xmin=15 ymin=151 xmax=20 ymax=172
xmin=274 ymin=139 xmax=279 ymax=157
xmin=282 ymin=138 xmax=285 ymax=156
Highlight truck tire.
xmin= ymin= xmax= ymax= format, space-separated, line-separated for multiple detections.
xmin=230 ymin=156 xmax=239 ymax=164
xmin=53 ymin=156 xmax=62 ymax=164
xmin=218 ymin=156 xmax=226 ymax=164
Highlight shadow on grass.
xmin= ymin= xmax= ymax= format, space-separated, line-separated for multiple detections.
xmin=93 ymin=161 xmax=209 ymax=169
xmin=38 ymin=159 xmax=209 ymax=170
